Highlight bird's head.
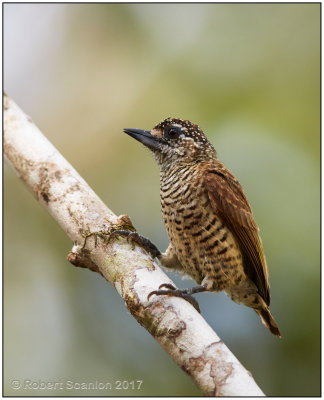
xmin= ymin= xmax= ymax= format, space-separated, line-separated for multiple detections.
xmin=124 ymin=117 xmax=216 ymax=168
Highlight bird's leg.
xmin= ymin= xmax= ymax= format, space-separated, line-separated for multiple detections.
xmin=109 ymin=230 xmax=161 ymax=259
xmin=81 ymin=215 xmax=138 ymax=250
xmin=148 ymin=283 xmax=207 ymax=297
xmin=148 ymin=283 xmax=207 ymax=312
xmin=81 ymin=213 xmax=161 ymax=259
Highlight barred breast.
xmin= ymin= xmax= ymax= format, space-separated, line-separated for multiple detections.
xmin=160 ymin=164 xmax=245 ymax=291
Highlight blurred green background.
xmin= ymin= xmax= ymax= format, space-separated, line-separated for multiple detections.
xmin=4 ymin=3 xmax=320 ymax=396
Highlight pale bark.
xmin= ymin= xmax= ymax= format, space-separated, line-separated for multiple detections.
xmin=4 ymin=94 xmax=264 ymax=396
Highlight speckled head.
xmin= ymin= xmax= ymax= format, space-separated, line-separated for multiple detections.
xmin=152 ymin=117 xmax=209 ymax=145
xmin=124 ymin=117 xmax=217 ymax=167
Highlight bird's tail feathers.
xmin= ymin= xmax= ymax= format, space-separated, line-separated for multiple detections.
xmin=255 ymin=307 xmax=281 ymax=338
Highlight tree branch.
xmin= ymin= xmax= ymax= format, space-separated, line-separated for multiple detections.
xmin=4 ymin=94 xmax=264 ymax=396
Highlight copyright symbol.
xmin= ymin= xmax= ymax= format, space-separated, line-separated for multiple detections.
xmin=11 ymin=380 xmax=20 ymax=390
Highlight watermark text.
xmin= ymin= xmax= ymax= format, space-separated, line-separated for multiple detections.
xmin=10 ymin=379 xmax=143 ymax=391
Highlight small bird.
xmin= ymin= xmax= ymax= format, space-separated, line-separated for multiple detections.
xmin=123 ymin=117 xmax=281 ymax=337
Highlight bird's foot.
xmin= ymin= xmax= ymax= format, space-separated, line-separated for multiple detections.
xmin=109 ymin=230 xmax=161 ymax=259
xmin=148 ymin=283 xmax=202 ymax=313
xmin=81 ymin=215 xmax=137 ymax=250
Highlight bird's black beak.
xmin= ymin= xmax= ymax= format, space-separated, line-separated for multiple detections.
xmin=124 ymin=128 xmax=161 ymax=151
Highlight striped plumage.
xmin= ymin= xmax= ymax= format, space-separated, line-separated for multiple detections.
xmin=124 ymin=117 xmax=280 ymax=337
xmin=160 ymin=161 xmax=245 ymax=291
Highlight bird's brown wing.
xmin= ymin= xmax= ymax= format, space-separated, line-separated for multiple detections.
xmin=205 ymin=164 xmax=270 ymax=305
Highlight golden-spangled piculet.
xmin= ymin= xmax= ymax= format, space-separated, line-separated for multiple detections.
xmin=123 ymin=117 xmax=281 ymax=337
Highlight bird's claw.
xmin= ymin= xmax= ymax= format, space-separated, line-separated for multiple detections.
xmin=110 ymin=230 xmax=161 ymax=258
xmin=109 ymin=230 xmax=137 ymax=249
xmin=148 ymin=284 xmax=201 ymax=313
xmin=158 ymin=283 xmax=177 ymax=291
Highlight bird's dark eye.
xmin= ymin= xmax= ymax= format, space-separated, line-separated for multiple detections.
xmin=164 ymin=126 xmax=181 ymax=139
